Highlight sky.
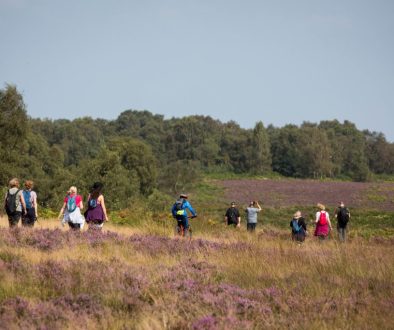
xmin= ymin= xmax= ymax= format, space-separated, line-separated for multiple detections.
xmin=1 ymin=0 xmax=393 ymax=141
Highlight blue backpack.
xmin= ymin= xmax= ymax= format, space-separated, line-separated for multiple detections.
xmin=292 ymin=219 xmax=303 ymax=233
xmin=67 ymin=195 xmax=77 ymax=213
xmin=89 ymin=198 xmax=98 ymax=208
xmin=23 ymin=190 xmax=32 ymax=209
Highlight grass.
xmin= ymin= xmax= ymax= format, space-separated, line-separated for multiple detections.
xmin=0 ymin=213 xmax=393 ymax=329
xmin=0 ymin=177 xmax=393 ymax=329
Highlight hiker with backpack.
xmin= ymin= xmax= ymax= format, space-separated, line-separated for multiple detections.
xmin=84 ymin=182 xmax=108 ymax=230
xmin=290 ymin=211 xmax=307 ymax=243
xmin=245 ymin=201 xmax=262 ymax=232
xmin=21 ymin=180 xmax=38 ymax=227
xmin=314 ymin=203 xmax=332 ymax=240
xmin=58 ymin=186 xmax=85 ymax=230
xmin=3 ymin=178 xmax=26 ymax=228
xmin=224 ymin=202 xmax=241 ymax=227
xmin=335 ymin=201 xmax=350 ymax=242
xmin=171 ymin=194 xmax=197 ymax=237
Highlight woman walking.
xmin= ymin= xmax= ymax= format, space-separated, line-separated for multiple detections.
xmin=58 ymin=186 xmax=85 ymax=230
xmin=22 ymin=180 xmax=38 ymax=227
xmin=4 ymin=178 xmax=26 ymax=228
xmin=314 ymin=203 xmax=332 ymax=240
xmin=84 ymin=182 xmax=108 ymax=230
xmin=290 ymin=210 xmax=307 ymax=243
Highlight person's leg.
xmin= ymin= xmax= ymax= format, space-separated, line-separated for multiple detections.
xmin=338 ymin=227 xmax=345 ymax=242
xmin=248 ymin=223 xmax=256 ymax=232
xmin=22 ymin=209 xmax=35 ymax=227
xmin=8 ymin=212 xmax=21 ymax=228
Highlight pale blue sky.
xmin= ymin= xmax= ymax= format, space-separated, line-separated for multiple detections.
xmin=1 ymin=0 xmax=393 ymax=141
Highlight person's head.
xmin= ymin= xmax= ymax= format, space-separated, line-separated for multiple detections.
xmin=180 ymin=193 xmax=188 ymax=199
xmin=230 ymin=202 xmax=236 ymax=208
xmin=91 ymin=182 xmax=103 ymax=198
xmin=9 ymin=178 xmax=19 ymax=188
xmin=249 ymin=201 xmax=254 ymax=207
xmin=317 ymin=203 xmax=325 ymax=211
xmin=24 ymin=180 xmax=34 ymax=190
xmin=69 ymin=186 xmax=77 ymax=195
xmin=339 ymin=201 xmax=345 ymax=208
xmin=294 ymin=210 xmax=302 ymax=218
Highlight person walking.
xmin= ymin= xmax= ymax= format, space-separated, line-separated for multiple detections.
xmin=84 ymin=182 xmax=109 ymax=230
xmin=21 ymin=180 xmax=38 ymax=227
xmin=314 ymin=203 xmax=332 ymax=240
xmin=224 ymin=202 xmax=241 ymax=227
xmin=335 ymin=201 xmax=350 ymax=242
xmin=171 ymin=194 xmax=197 ymax=237
xmin=4 ymin=178 xmax=26 ymax=228
xmin=58 ymin=186 xmax=85 ymax=230
xmin=245 ymin=201 xmax=262 ymax=232
xmin=290 ymin=210 xmax=307 ymax=243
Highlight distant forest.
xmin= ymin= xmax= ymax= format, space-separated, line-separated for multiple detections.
xmin=1 ymin=84 xmax=393 ymax=209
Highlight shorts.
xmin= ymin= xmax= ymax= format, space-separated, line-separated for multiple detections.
xmin=227 ymin=220 xmax=239 ymax=227
xmin=247 ymin=223 xmax=257 ymax=232
xmin=22 ymin=208 xmax=36 ymax=227
xmin=8 ymin=212 xmax=22 ymax=227
xmin=68 ymin=222 xmax=82 ymax=230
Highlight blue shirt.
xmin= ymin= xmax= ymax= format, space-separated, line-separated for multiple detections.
xmin=171 ymin=200 xmax=196 ymax=219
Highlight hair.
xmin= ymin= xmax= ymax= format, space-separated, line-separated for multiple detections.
xmin=317 ymin=203 xmax=325 ymax=210
xmin=69 ymin=186 xmax=77 ymax=194
xmin=24 ymin=180 xmax=34 ymax=190
xmin=90 ymin=182 xmax=103 ymax=199
xmin=9 ymin=178 xmax=19 ymax=188
xmin=294 ymin=210 xmax=302 ymax=218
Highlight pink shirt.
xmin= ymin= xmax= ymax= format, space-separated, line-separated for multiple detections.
xmin=64 ymin=194 xmax=83 ymax=206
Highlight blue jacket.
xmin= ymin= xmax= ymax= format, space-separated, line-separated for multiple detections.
xmin=171 ymin=199 xmax=196 ymax=220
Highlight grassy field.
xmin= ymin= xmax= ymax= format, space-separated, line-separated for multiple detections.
xmin=0 ymin=179 xmax=394 ymax=329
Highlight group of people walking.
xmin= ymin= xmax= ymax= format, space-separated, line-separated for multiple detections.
xmin=224 ymin=200 xmax=351 ymax=242
xmin=3 ymin=178 xmax=108 ymax=230
xmin=4 ymin=178 xmax=351 ymax=242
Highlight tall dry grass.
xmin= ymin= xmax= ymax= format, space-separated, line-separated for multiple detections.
xmin=0 ymin=215 xmax=393 ymax=329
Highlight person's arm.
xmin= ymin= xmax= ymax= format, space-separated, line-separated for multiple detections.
xmin=99 ymin=195 xmax=108 ymax=221
xmin=20 ymin=191 xmax=27 ymax=215
xmin=327 ymin=213 xmax=332 ymax=230
xmin=171 ymin=204 xmax=177 ymax=218
xmin=301 ymin=218 xmax=307 ymax=231
xmin=255 ymin=202 xmax=262 ymax=211
xmin=315 ymin=212 xmax=320 ymax=223
xmin=78 ymin=195 xmax=83 ymax=210
xmin=33 ymin=192 xmax=38 ymax=217
xmin=185 ymin=201 xmax=196 ymax=217
xmin=58 ymin=202 xmax=67 ymax=219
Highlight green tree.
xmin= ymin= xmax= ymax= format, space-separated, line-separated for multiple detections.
xmin=250 ymin=121 xmax=272 ymax=174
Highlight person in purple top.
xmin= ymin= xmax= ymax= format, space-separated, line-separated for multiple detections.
xmin=84 ymin=182 xmax=109 ymax=230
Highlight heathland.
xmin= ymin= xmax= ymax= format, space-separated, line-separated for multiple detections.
xmin=1 ymin=178 xmax=393 ymax=329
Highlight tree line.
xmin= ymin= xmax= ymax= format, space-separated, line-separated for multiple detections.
xmin=1 ymin=84 xmax=393 ymax=210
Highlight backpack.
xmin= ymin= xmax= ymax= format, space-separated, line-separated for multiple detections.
xmin=174 ymin=199 xmax=185 ymax=218
xmin=5 ymin=189 xmax=20 ymax=215
xmin=292 ymin=219 xmax=303 ymax=233
xmin=89 ymin=198 xmax=97 ymax=208
xmin=23 ymin=190 xmax=32 ymax=209
xmin=319 ymin=211 xmax=327 ymax=225
xmin=67 ymin=195 xmax=77 ymax=213
xmin=338 ymin=208 xmax=350 ymax=226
